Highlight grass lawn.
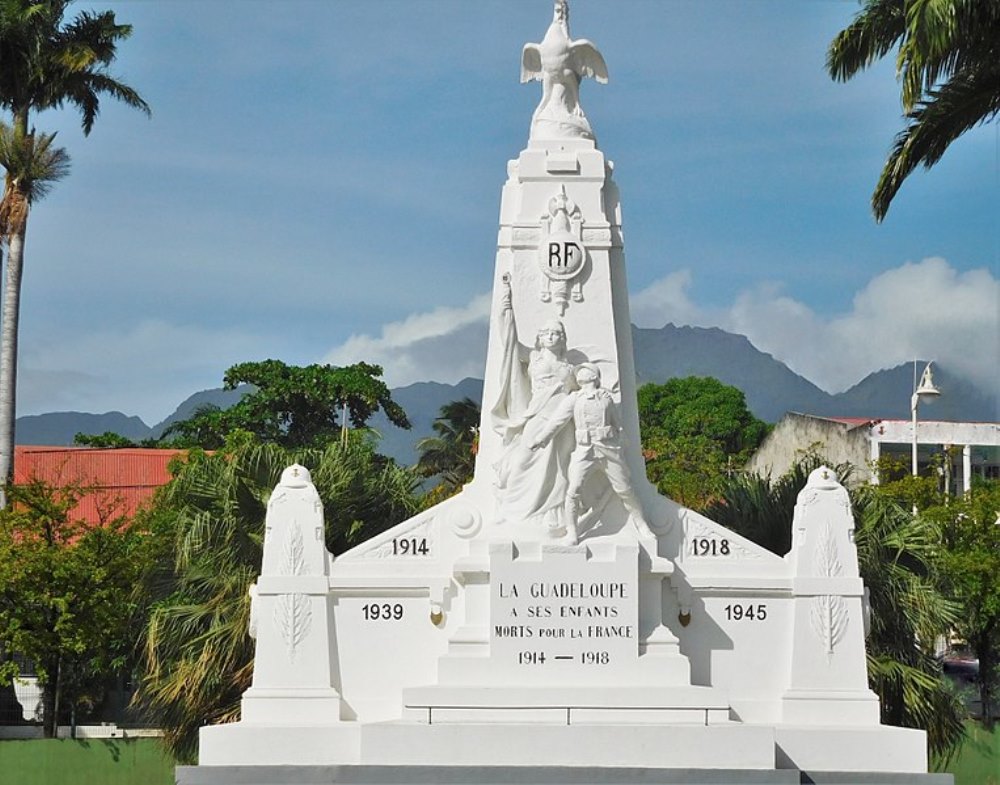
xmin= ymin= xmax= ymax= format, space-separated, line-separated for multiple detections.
xmin=940 ymin=722 xmax=999 ymax=785
xmin=0 ymin=738 xmax=175 ymax=785
xmin=0 ymin=726 xmax=995 ymax=784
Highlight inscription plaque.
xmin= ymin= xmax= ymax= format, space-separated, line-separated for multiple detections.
xmin=490 ymin=543 xmax=638 ymax=671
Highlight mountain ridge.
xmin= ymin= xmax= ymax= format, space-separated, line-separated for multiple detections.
xmin=17 ymin=324 xmax=996 ymax=466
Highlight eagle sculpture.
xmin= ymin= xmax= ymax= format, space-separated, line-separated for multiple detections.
xmin=521 ymin=0 xmax=608 ymax=142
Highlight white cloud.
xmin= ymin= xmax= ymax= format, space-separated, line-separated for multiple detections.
xmin=632 ymin=257 xmax=1000 ymax=394
xmin=324 ymin=295 xmax=492 ymax=387
xmin=628 ymin=270 xmax=709 ymax=329
xmin=26 ymin=258 xmax=992 ymax=427
xmin=325 ymin=258 xmax=997 ymax=398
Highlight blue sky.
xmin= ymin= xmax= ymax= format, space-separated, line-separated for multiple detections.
xmin=13 ymin=0 xmax=999 ymax=424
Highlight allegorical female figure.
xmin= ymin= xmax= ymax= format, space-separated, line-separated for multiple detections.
xmin=490 ymin=276 xmax=577 ymax=535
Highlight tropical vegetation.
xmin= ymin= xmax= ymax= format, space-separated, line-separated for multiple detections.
xmin=133 ymin=435 xmax=420 ymax=761
xmin=415 ymin=396 xmax=480 ymax=503
xmin=710 ymin=452 xmax=999 ymax=760
xmin=828 ymin=0 xmax=1000 ymax=220
xmin=0 ymin=0 xmax=148 ymax=505
xmin=638 ymin=376 xmax=770 ymax=509
xmin=0 ymin=478 xmax=146 ymax=737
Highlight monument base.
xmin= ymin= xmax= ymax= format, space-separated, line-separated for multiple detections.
xmin=774 ymin=725 xmax=930 ymax=773
xmin=177 ymin=764 xmax=953 ymax=785
xmin=196 ymin=718 xmax=937 ymax=779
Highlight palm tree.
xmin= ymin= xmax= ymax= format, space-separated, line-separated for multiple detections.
xmin=0 ymin=0 xmax=149 ymax=504
xmin=703 ymin=460 xmax=824 ymax=555
xmin=0 ymin=125 xmax=68 ymax=507
xmin=852 ymin=485 xmax=966 ymax=761
xmin=134 ymin=437 xmax=420 ymax=762
xmin=827 ymin=0 xmax=1000 ymax=221
xmin=711 ymin=460 xmax=965 ymax=761
xmin=415 ymin=397 xmax=480 ymax=500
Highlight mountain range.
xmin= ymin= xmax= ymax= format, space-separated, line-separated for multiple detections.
xmin=16 ymin=324 xmax=997 ymax=467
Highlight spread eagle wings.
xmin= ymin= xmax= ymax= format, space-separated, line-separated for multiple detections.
xmin=569 ymin=40 xmax=608 ymax=84
xmin=521 ymin=41 xmax=609 ymax=84
xmin=521 ymin=44 xmax=543 ymax=83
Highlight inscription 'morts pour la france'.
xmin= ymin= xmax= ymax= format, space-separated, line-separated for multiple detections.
xmin=490 ymin=551 xmax=639 ymax=669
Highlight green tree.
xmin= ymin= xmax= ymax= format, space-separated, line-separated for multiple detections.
xmin=710 ymin=457 xmax=965 ymax=760
xmin=415 ymin=397 xmax=480 ymax=502
xmin=934 ymin=480 xmax=1000 ymax=729
xmin=73 ymin=431 xmax=156 ymax=449
xmin=828 ymin=0 xmax=1000 ymax=220
xmin=134 ymin=435 xmax=420 ymax=761
xmin=870 ymin=454 xmax=1000 ymax=728
xmin=704 ymin=459 xmax=839 ymax=555
xmin=878 ymin=462 xmax=1000 ymax=730
xmin=162 ymin=360 xmax=410 ymax=449
xmin=638 ymin=377 xmax=769 ymax=510
xmin=0 ymin=0 xmax=149 ymax=502
xmin=853 ymin=484 xmax=965 ymax=760
xmin=0 ymin=478 xmax=147 ymax=737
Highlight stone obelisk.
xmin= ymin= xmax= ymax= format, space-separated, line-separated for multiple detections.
xmin=469 ymin=0 xmax=665 ymax=549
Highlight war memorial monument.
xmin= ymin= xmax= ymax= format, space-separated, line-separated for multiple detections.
xmin=178 ymin=3 xmax=951 ymax=783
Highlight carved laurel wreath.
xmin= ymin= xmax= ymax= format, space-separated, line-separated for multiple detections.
xmin=809 ymin=521 xmax=848 ymax=660
xmin=273 ymin=521 xmax=313 ymax=661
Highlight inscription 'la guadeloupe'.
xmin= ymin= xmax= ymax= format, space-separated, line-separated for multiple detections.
xmin=496 ymin=581 xmax=629 ymax=599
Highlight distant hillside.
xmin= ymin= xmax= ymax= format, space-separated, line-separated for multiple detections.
xmin=16 ymin=323 xmax=996 ymax=466
xmin=828 ymin=363 xmax=997 ymax=422
xmin=16 ymin=411 xmax=151 ymax=446
xmin=632 ymin=324 xmax=832 ymax=422
xmin=368 ymin=378 xmax=485 ymax=467
xmin=149 ymin=386 xmax=249 ymax=438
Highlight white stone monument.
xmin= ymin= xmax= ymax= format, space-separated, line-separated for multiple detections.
xmin=181 ymin=4 xmax=950 ymax=783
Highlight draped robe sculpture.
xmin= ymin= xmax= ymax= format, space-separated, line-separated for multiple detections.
xmin=490 ymin=277 xmax=577 ymax=536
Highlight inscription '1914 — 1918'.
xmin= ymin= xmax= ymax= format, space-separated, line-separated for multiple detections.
xmin=491 ymin=578 xmax=637 ymax=667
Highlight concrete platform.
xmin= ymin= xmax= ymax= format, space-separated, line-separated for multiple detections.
xmin=175 ymin=765 xmax=954 ymax=785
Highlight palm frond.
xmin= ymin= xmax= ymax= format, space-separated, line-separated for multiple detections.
xmin=873 ymin=66 xmax=1000 ymax=219
xmin=133 ymin=438 xmax=419 ymax=760
xmin=0 ymin=122 xmax=70 ymax=236
xmin=827 ymin=0 xmax=907 ymax=83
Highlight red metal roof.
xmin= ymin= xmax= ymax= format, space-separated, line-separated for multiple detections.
xmin=12 ymin=446 xmax=186 ymax=524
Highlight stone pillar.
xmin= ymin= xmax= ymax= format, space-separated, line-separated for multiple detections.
xmin=241 ymin=464 xmax=342 ymax=724
xmin=781 ymin=467 xmax=880 ymax=725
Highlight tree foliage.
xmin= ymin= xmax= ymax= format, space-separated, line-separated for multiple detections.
xmin=0 ymin=0 xmax=148 ymax=500
xmin=711 ymin=456 xmax=966 ymax=760
xmin=133 ymin=435 xmax=420 ymax=761
xmin=704 ymin=458 xmax=846 ymax=555
xmin=874 ymin=457 xmax=1000 ymax=730
xmin=934 ymin=479 xmax=1000 ymax=729
xmin=161 ymin=360 xmax=410 ymax=449
xmin=415 ymin=397 xmax=480 ymax=503
xmin=638 ymin=377 xmax=769 ymax=510
xmin=828 ymin=0 xmax=1000 ymax=220
xmin=73 ymin=430 xmax=160 ymax=449
xmin=0 ymin=0 xmax=149 ymax=134
xmin=852 ymin=484 xmax=966 ymax=759
xmin=0 ymin=479 xmax=146 ymax=737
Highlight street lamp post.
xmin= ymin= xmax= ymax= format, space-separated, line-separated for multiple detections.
xmin=911 ymin=362 xmax=941 ymax=476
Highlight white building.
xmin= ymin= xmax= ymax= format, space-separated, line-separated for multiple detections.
xmin=748 ymin=412 xmax=1000 ymax=491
